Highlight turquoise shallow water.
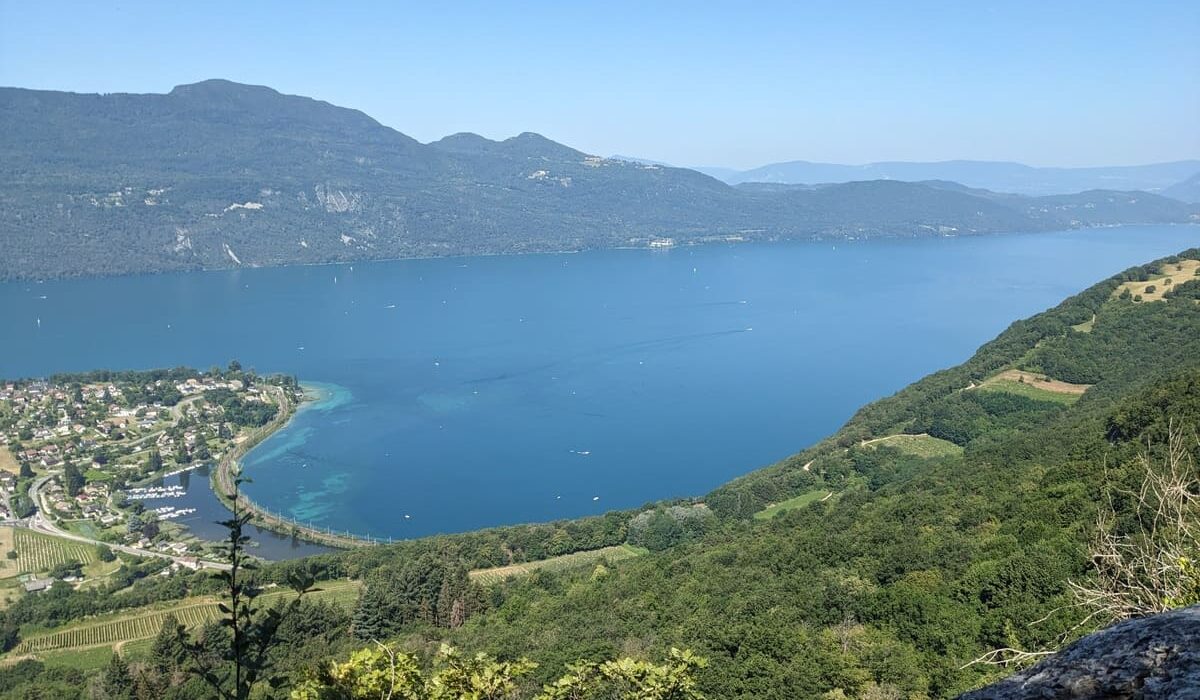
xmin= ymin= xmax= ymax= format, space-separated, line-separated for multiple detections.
xmin=2 ymin=226 xmax=1197 ymax=541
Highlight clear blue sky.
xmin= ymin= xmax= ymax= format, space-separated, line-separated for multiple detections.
xmin=2 ymin=0 xmax=1197 ymax=168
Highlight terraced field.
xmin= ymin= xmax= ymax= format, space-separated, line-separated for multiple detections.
xmin=16 ymin=603 xmax=219 ymax=654
xmin=0 ymin=527 xmax=97 ymax=579
xmin=10 ymin=579 xmax=361 ymax=656
xmin=469 ymin=545 xmax=647 ymax=585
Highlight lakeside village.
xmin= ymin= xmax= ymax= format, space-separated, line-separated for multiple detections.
xmin=0 ymin=364 xmax=302 ymax=590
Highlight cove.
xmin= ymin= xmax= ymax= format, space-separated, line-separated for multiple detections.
xmin=1 ymin=226 xmax=1197 ymax=542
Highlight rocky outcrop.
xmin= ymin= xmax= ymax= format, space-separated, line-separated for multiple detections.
xmin=960 ymin=606 xmax=1200 ymax=699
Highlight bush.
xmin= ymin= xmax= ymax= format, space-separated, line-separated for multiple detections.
xmin=48 ymin=559 xmax=83 ymax=580
xmin=627 ymin=504 xmax=715 ymax=551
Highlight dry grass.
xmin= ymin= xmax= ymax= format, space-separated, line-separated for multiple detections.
xmin=1071 ymin=424 xmax=1200 ymax=627
xmin=982 ymin=369 xmax=1090 ymax=396
xmin=0 ymin=446 xmax=19 ymax=475
xmin=0 ymin=528 xmax=17 ymax=579
xmin=1112 ymin=258 xmax=1200 ymax=303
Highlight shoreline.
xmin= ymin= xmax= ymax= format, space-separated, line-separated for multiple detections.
xmin=7 ymin=222 xmax=1195 ymax=286
xmin=209 ymin=384 xmax=378 ymax=550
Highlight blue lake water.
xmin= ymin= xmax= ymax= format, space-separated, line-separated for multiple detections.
xmin=2 ymin=226 xmax=1197 ymax=544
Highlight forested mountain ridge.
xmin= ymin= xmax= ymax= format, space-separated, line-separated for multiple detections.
xmin=4 ymin=250 xmax=1200 ymax=698
xmin=2 ymin=80 xmax=1197 ymax=281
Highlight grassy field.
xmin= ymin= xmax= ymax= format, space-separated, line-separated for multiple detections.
xmin=116 ymin=636 xmax=155 ymax=660
xmin=1113 ymin=258 xmax=1200 ymax=302
xmin=0 ymin=527 xmax=13 ymax=561
xmin=862 ymin=433 xmax=964 ymax=459
xmin=9 ymin=579 xmax=361 ymax=657
xmin=469 ymin=545 xmax=647 ymax=585
xmin=754 ymin=489 xmax=833 ymax=520
xmin=63 ymin=520 xmax=106 ymax=542
xmin=0 ymin=527 xmax=98 ymax=579
xmin=0 ymin=446 xmax=19 ymax=475
xmin=78 ymin=558 xmax=125 ymax=591
xmin=38 ymin=645 xmax=115 ymax=670
xmin=1071 ymin=314 xmax=1096 ymax=333
xmin=977 ymin=369 xmax=1088 ymax=405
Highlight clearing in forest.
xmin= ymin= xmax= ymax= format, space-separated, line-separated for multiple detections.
xmin=469 ymin=544 xmax=646 ymax=585
xmin=1071 ymin=314 xmax=1096 ymax=333
xmin=754 ymin=489 xmax=834 ymax=520
xmin=1112 ymin=258 xmax=1200 ymax=302
xmin=860 ymin=433 xmax=964 ymax=459
xmin=978 ymin=369 xmax=1089 ymax=404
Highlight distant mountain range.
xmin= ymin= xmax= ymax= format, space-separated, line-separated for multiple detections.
xmin=1164 ymin=172 xmax=1200 ymax=203
xmin=693 ymin=159 xmax=1200 ymax=196
xmin=1 ymin=79 xmax=1197 ymax=280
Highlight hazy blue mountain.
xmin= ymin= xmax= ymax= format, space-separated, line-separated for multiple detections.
xmin=1164 ymin=172 xmax=1200 ymax=203
xmin=608 ymin=154 xmax=675 ymax=167
xmin=1 ymin=80 xmax=1196 ymax=280
xmin=700 ymin=159 xmax=1200 ymax=195
xmin=692 ymin=165 xmax=743 ymax=182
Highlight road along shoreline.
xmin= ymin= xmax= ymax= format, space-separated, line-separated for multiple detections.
xmin=209 ymin=385 xmax=380 ymax=550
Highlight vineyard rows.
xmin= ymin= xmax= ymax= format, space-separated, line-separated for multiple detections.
xmin=13 ymin=581 xmax=361 ymax=655
xmin=16 ymin=604 xmax=218 ymax=654
xmin=11 ymin=528 xmax=97 ymax=575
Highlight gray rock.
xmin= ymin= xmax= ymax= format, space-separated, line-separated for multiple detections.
xmin=959 ymin=605 xmax=1200 ymax=699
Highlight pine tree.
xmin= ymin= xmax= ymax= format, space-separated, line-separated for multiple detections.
xmin=151 ymin=613 xmax=188 ymax=674
xmin=350 ymin=592 xmax=382 ymax=641
xmin=63 ymin=462 xmax=85 ymax=496
xmin=436 ymin=576 xmax=454 ymax=628
xmin=184 ymin=473 xmax=312 ymax=699
xmin=102 ymin=652 xmax=134 ymax=700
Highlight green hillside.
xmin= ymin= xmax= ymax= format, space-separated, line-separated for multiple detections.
xmin=2 ymin=249 xmax=1199 ymax=698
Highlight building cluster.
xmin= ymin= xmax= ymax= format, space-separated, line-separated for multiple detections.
xmin=0 ymin=372 xmax=277 ymax=550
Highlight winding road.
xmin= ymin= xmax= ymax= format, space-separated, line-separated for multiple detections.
xmin=18 ymin=446 xmax=231 ymax=571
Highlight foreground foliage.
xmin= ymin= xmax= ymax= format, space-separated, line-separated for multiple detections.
xmin=291 ymin=644 xmax=704 ymax=700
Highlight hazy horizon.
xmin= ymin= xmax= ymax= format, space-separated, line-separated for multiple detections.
xmin=2 ymin=0 xmax=1197 ymax=169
